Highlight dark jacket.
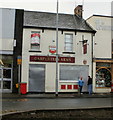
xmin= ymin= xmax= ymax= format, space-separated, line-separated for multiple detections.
xmin=87 ymin=78 xmax=92 ymax=85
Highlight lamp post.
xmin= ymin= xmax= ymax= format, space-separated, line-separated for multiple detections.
xmin=55 ymin=0 xmax=59 ymax=96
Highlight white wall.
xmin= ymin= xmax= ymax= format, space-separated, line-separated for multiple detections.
xmin=87 ymin=16 xmax=112 ymax=93
xmin=22 ymin=28 xmax=93 ymax=92
xmin=87 ymin=16 xmax=112 ymax=59
xmin=0 ymin=8 xmax=15 ymax=51
xmin=0 ymin=38 xmax=14 ymax=51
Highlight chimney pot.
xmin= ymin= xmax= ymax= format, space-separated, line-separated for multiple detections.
xmin=74 ymin=5 xmax=83 ymax=18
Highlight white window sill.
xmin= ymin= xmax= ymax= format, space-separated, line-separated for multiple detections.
xmin=59 ymin=80 xmax=78 ymax=83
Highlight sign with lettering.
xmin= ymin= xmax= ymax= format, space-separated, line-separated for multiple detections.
xmin=17 ymin=56 xmax=22 ymax=65
xmin=30 ymin=56 xmax=75 ymax=63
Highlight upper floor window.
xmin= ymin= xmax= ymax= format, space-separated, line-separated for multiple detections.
xmin=64 ymin=34 xmax=73 ymax=52
xmin=30 ymin=31 xmax=40 ymax=50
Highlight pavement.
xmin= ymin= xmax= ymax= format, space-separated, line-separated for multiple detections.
xmin=1 ymin=92 xmax=113 ymax=116
xmin=1 ymin=92 xmax=113 ymax=99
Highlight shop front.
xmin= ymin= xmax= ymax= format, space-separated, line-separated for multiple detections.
xmin=28 ymin=55 xmax=89 ymax=93
xmin=0 ymin=55 xmax=13 ymax=92
xmin=94 ymin=60 xmax=112 ymax=93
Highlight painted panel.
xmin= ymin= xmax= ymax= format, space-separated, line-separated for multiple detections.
xmin=67 ymin=85 xmax=72 ymax=89
xmin=61 ymin=85 xmax=66 ymax=89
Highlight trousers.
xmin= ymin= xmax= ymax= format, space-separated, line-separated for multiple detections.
xmin=88 ymin=84 xmax=92 ymax=94
xmin=79 ymin=86 xmax=83 ymax=93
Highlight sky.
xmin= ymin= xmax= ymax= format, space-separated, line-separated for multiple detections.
xmin=0 ymin=0 xmax=113 ymax=19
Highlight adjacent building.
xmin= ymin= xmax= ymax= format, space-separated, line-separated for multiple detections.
xmin=0 ymin=8 xmax=24 ymax=93
xmin=87 ymin=15 xmax=113 ymax=93
xmin=0 ymin=8 xmax=15 ymax=92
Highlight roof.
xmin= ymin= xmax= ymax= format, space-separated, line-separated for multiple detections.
xmin=87 ymin=14 xmax=113 ymax=20
xmin=24 ymin=11 xmax=96 ymax=33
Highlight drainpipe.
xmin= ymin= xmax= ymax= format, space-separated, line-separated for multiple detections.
xmin=91 ymin=33 xmax=95 ymax=93
xmin=13 ymin=9 xmax=24 ymax=93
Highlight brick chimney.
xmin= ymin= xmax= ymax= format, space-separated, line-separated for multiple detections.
xmin=74 ymin=5 xmax=83 ymax=18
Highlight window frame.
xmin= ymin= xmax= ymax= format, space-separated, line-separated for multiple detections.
xmin=64 ymin=33 xmax=73 ymax=52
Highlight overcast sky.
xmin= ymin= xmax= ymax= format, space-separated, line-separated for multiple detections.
xmin=0 ymin=0 xmax=112 ymax=19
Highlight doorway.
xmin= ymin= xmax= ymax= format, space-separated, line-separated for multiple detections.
xmin=29 ymin=64 xmax=45 ymax=92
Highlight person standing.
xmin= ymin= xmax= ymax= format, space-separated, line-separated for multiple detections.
xmin=87 ymin=76 xmax=92 ymax=94
xmin=78 ymin=77 xmax=84 ymax=94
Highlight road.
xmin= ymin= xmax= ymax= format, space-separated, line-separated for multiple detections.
xmin=1 ymin=97 xmax=113 ymax=114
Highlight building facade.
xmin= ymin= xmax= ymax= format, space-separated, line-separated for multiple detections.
xmin=0 ymin=8 xmax=24 ymax=93
xmin=87 ymin=15 xmax=113 ymax=93
xmin=21 ymin=10 xmax=95 ymax=93
xmin=2 ymin=8 xmax=113 ymax=94
xmin=0 ymin=8 xmax=15 ymax=92
xmin=5 ymin=7 xmax=113 ymax=94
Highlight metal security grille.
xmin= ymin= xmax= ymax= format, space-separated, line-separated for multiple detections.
xmin=29 ymin=64 xmax=45 ymax=92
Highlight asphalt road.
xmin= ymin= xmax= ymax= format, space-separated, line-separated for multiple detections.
xmin=1 ymin=97 xmax=113 ymax=114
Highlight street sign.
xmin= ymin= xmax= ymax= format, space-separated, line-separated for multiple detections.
xmin=17 ymin=56 xmax=22 ymax=65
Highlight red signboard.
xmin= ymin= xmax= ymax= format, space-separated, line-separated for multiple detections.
xmin=83 ymin=44 xmax=87 ymax=54
xmin=30 ymin=56 xmax=75 ymax=63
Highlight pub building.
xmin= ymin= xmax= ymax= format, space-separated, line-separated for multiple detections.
xmin=1 ymin=6 xmax=96 ymax=93
xmin=21 ymin=5 xmax=96 ymax=93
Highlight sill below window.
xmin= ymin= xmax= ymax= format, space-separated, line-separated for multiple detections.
xmin=59 ymin=80 xmax=78 ymax=83
xmin=96 ymin=87 xmax=111 ymax=88
xmin=29 ymin=50 xmax=42 ymax=52
xmin=62 ymin=52 xmax=75 ymax=54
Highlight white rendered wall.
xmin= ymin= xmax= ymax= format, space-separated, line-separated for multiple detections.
xmin=22 ymin=28 xmax=93 ymax=92
xmin=87 ymin=16 xmax=112 ymax=59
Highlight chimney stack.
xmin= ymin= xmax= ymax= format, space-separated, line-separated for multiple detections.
xmin=74 ymin=5 xmax=83 ymax=18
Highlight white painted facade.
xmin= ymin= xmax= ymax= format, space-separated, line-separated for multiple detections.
xmin=22 ymin=28 xmax=93 ymax=93
xmin=87 ymin=16 xmax=111 ymax=59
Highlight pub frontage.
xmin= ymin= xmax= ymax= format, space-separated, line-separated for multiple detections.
xmin=21 ymin=8 xmax=96 ymax=93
